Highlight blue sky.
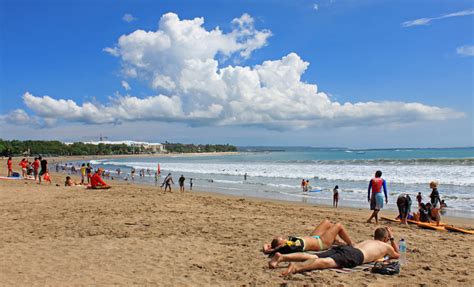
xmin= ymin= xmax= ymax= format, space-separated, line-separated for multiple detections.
xmin=0 ymin=0 xmax=473 ymax=148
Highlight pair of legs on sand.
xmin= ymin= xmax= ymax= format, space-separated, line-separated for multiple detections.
xmin=306 ymin=219 xmax=354 ymax=248
xmin=367 ymin=208 xmax=380 ymax=224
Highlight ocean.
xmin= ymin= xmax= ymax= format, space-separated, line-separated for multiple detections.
xmin=86 ymin=147 xmax=474 ymax=218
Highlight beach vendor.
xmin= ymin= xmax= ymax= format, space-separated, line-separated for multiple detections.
xmin=367 ymin=170 xmax=388 ymax=224
xmin=90 ymin=168 xmax=111 ymax=189
xmin=270 ymin=227 xmax=400 ymax=275
xmin=262 ymin=219 xmax=354 ymax=256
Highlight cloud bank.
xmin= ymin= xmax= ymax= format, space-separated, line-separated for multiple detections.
xmin=4 ymin=13 xmax=465 ymax=130
xmin=402 ymin=9 xmax=474 ymax=27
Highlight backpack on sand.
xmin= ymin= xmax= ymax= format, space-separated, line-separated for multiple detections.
xmin=371 ymin=261 xmax=400 ymax=275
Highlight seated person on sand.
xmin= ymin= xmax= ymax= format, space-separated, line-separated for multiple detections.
xmin=64 ymin=176 xmax=81 ymax=186
xmin=90 ymin=168 xmax=111 ymax=189
xmin=413 ymin=203 xmax=430 ymax=222
xmin=262 ymin=219 xmax=354 ymax=255
xmin=270 ymin=227 xmax=400 ymax=275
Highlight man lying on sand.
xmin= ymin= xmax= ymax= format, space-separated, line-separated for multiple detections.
xmin=262 ymin=219 xmax=354 ymax=255
xmin=269 ymin=227 xmax=400 ymax=275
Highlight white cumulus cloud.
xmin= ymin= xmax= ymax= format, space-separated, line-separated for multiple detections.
xmin=402 ymin=9 xmax=474 ymax=27
xmin=456 ymin=45 xmax=474 ymax=56
xmin=4 ymin=13 xmax=465 ymax=130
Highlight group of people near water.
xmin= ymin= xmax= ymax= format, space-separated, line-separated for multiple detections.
xmin=7 ymin=156 xmax=51 ymax=184
xmin=396 ymin=181 xmax=446 ymax=226
xmin=159 ymin=173 xmax=192 ymax=192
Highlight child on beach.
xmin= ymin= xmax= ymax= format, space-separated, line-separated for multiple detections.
xmin=416 ymin=192 xmax=423 ymax=208
xmin=80 ymin=163 xmax=86 ymax=184
xmin=333 ymin=185 xmax=339 ymax=208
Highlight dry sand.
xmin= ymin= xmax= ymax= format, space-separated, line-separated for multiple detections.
xmin=1 ymin=158 xmax=473 ymax=286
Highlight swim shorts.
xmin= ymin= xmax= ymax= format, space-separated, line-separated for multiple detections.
xmin=370 ymin=193 xmax=384 ymax=210
xmin=317 ymin=245 xmax=364 ymax=268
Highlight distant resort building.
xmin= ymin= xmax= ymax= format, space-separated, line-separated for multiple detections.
xmin=77 ymin=140 xmax=165 ymax=153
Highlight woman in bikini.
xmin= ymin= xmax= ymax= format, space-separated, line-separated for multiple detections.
xmin=262 ymin=219 xmax=355 ymax=256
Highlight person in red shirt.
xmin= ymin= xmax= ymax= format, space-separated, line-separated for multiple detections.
xmin=32 ymin=157 xmax=40 ymax=181
xmin=7 ymin=157 xmax=12 ymax=177
xmin=90 ymin=168 xmax=111 ymax=189
xmin=19 ymin=158 xmax=28 ymax=178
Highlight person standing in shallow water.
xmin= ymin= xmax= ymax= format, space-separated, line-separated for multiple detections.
xmin=178 ymin=174 xmax=185 ymax=192
xmin=367 ymin=170 xmax=388 ymax=224
xmin=333 ymin=185 xmax=339 ymax=208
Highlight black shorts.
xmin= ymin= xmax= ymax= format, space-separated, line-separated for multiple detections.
xmin=317 ymin=245 xmax=364 ymax=268
xmin=39 ymin=169 xmax=46 ymax=176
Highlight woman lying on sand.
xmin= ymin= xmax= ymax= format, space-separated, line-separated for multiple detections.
xmin=262 ymin=219 xmax=354 ymax=256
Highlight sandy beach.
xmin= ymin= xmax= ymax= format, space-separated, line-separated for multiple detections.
xmin=1 ymin=158 xmax=473 ymax=286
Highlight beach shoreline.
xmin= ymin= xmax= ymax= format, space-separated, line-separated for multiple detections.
xmin=10 ymin=154 xmax=472 ymax=220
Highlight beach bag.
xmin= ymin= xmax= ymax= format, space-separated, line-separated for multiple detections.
xmin=43 ymin=172 xmax=51 ymax=181
xmin=12 ymin=172 xmax=20 ymax=177
xmin=371 ymin=261 xmax=400 ymax=275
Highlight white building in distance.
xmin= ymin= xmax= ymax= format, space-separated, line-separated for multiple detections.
xmin=79 ymin=140 xmax=165 ymax=153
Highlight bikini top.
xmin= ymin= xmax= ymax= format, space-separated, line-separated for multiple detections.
xmin=270 ymin=236 xmax=305 ymax=256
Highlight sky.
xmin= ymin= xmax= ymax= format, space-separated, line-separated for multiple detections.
xmin=0 ymin=0 xmax=473 ymax=148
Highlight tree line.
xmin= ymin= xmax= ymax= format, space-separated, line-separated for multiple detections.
xmin=0 ymin=139 xmax=237 ymax=156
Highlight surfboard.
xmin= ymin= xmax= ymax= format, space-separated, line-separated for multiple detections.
xmin=407 ymin=219 xmax=446 ymax=226
xmin=0 ymin=176 xmax=22 ymax=180
xmin=444 ymin=226 xmax=474 ymax=235
xmin=309 ymin=189 xmax=322 ymax=192
xmin=417 ymin=222 xmax=446 ymax=231
xmin=381 ymin=217 xmax=400 ymax=223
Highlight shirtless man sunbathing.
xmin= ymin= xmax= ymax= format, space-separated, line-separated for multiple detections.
xmin=262 ymin=219 xmax=355 ymax=256
xmin=269 ymin=226 xmax=400 ymax=275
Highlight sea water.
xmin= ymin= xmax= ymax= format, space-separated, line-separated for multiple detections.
xmin=86 ymin=147 xmax=474 ymax=218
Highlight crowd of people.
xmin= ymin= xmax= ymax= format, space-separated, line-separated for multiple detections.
xmin=5 ymin=157 xmax=199 ymax=193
